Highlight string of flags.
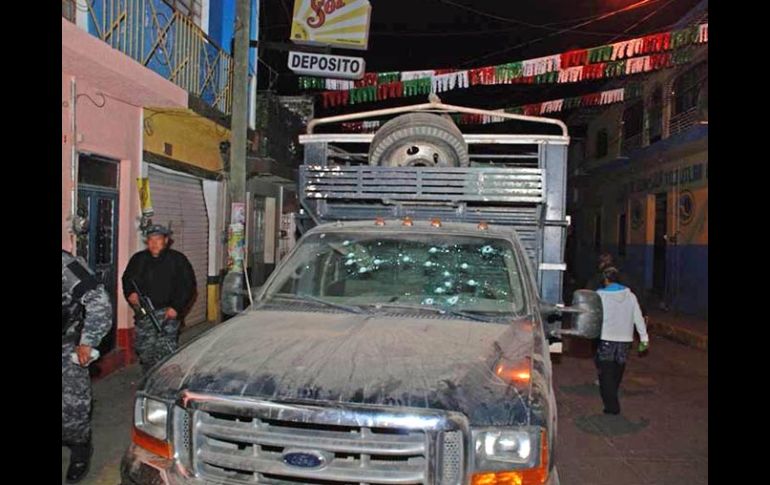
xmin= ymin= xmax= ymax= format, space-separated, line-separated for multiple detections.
xmin=297 ymin=23 xmax=707 ymax=108
xmin=339 ymin=85 xmax=641 ymax=133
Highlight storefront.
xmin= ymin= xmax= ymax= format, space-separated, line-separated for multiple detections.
xmin=146 ymin=165 xmax=211 ymax=325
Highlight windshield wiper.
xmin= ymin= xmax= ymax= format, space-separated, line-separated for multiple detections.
xmin=367 ymin=302 xmax=496 ymax=323
xmin=271 ymin=294 xmax=369 ymax=314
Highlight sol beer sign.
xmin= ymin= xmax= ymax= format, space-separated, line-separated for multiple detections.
xmin=290 ymin=0 xmax=372 ymax=50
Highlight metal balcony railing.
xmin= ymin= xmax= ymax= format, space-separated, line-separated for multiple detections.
xmin=669 ymin=106 xmax=702 ymax=136
xmin=62 ymin=0 xmax=233 ymax=115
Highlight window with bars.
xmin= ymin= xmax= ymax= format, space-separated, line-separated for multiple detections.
xmin=623 ymin=100 xmax=644 ymax=140
xmin=673 ymin=61 xmax=708 ymax=116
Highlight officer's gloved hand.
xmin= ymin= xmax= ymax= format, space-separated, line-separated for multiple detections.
xmin=638 ymin=341 xmax=649 ymax=357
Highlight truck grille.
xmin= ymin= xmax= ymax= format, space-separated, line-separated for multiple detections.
xmin=181 ymin=393 xmax=466 ymax=485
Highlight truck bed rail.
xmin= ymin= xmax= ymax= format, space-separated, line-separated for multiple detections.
xmin=301 ymin=165 xmax=545 ymax=204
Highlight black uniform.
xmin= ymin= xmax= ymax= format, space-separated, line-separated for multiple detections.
xmin=121 ymin=248 xmax=196 ymax=373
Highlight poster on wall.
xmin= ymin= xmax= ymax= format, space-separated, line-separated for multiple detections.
xmin=279 ymin=213 xmax=297 ymax=261
xmin=290 ymin=0 xmax=372 ymax=50
xmin=136 ymin=177 xmax=154 ymax=216
xmin=227 ymin=223 xmax=245 ymax=272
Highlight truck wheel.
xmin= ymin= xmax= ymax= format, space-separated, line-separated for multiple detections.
xmin=369 ymin=113 xmax=469 ymax=167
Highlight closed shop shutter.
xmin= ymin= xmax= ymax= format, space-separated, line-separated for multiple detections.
xmin=148 ymin=165 xmax=209 ymax=326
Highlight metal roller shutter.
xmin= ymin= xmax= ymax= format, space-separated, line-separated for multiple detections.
xmin=148 ymin=166 xmax=209 ymax=326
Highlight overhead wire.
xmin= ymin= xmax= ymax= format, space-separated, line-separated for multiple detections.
xmin=437 ymin=0 xmax=663 ymax=36
xmin=457 ymin=0 xmax=665 ymax=68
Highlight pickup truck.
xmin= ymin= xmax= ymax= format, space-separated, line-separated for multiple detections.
xmin=121 ymin=101 xmax=601 ymax=485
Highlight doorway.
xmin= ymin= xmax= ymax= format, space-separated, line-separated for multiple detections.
xmin=249 ymin=195 xmax=277 ymax=286
xmin=76 ymin=154 xmax=119 ymax=357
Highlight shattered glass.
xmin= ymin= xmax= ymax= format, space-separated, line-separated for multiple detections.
xmin=266 ymin=232 xmax=526 ymax=317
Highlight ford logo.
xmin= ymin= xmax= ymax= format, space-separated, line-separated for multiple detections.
xmin=282 ymin=450 xmax=326 ymax=469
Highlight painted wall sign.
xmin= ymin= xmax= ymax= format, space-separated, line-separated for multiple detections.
xmin=291 ymin=0 xmax=372 ymax=50
xmin=625 ymin=162 xmax=707 ymax=194
xmin=678 ymin=190 xmax=695 ymax=226
xmin=288 ymin=51 xmax=365 ymax=79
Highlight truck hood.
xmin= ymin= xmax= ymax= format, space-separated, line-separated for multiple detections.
xmin=145 ymin=309 xmax=546 ymax=426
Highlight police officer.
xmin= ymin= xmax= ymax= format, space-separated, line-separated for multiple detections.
xmin=121 ymin=224 xmax=196 ymax=374
xmin=62 ymin=250 xmax=112 ymax=483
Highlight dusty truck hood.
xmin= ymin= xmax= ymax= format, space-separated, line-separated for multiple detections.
xmin=145 ymin=309 xmax=545 ymax=426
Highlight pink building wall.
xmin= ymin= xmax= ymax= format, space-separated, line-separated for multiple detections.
xmin=62 ymin=18 xmax=187 ymax=373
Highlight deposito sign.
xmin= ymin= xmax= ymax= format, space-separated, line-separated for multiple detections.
xmin=290 ymin=0 xmax=372 ymax=50
xmin=288 ymin=51 xmax=365 ymax=79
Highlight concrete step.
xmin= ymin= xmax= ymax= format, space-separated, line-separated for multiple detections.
xmin=647 ymin=318 xmax=708 ymax=351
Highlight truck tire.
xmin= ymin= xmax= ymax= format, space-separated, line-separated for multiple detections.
xmin=369 ymin=113 xmax=470 ymax=167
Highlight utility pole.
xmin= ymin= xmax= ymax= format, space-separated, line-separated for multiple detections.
xmin=231 ymin=0 xmax=251 ymax=206
xmin=222 ymin=0 xmax=252 ymax=315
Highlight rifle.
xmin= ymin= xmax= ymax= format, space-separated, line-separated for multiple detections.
xmin=130 ymin=280 xmax=175 ymax=353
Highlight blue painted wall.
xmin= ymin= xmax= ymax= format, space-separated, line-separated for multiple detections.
xmin=615 ymin=244 xmax=707 ymax=317
xmin=208 ymin=0 xmax=258 ymax=73
xmin=208 ymin=0 xmax=235 ymax=52
xmin=667 ymin=245 xmax=708 ymax=317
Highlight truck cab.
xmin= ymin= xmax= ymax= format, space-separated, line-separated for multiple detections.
xmin=121 ymin=101 xmax=600 ymax=485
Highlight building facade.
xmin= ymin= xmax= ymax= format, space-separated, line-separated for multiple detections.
xmin=62 ymin=0 xmax=243 ymax=375
xmin=567 ymin=9 xmax=708 ymax=317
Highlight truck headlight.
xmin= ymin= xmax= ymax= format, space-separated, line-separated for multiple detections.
xmin=134 ymin=396 xmax=169 ymax=441
xmin=471 ymin=427 xmax=549 ymax=485
xmin=478 ymin=430 xmax=532 ymax=464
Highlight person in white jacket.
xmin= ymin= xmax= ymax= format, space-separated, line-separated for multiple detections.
xmin=595 ymin=267 xmax=649 ymax=415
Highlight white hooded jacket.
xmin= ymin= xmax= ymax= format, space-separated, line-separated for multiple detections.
xmin=597 ymin=284 xmax=649 ymax=343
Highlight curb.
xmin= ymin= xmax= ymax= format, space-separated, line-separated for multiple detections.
xmin=647 ymin=320 xmax=708 ymax=351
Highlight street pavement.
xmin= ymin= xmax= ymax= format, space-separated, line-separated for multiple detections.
xmin=554 ymin=335 xmax=707 ymax=485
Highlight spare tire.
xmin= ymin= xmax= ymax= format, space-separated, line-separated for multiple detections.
xmin=368 ymin=113 xmax=469 ymax=167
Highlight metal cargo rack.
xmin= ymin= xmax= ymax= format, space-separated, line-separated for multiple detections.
xmin=297 ymin=100 xmax=570 ymax=305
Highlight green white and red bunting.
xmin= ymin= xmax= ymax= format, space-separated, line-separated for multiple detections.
xmin=298 ymin=23 xmax=707 ymax=108
xmin=339 ymin=85 xmax=641 ymax=132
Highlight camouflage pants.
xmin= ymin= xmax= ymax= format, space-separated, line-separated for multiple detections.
xmin=62 ymin=343 xmax=91 ymax=445
xmin=135 ymin=310 xmax=180 ymax=374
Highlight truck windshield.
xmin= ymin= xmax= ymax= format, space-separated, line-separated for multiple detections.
xmin=262 ymin=231 xmax=527 ymax=316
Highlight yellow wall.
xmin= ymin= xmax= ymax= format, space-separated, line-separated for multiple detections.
xmin=143 ymin=108 xmax=230 ymax=172
xmin=617 ymin=148 xmax=707 ymax=245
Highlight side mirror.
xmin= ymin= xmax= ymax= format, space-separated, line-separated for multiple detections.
xmin=558 ymin=290 xmax=603 ymax=339
xmin=221 ymin=272 xmax=245 ymax=316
